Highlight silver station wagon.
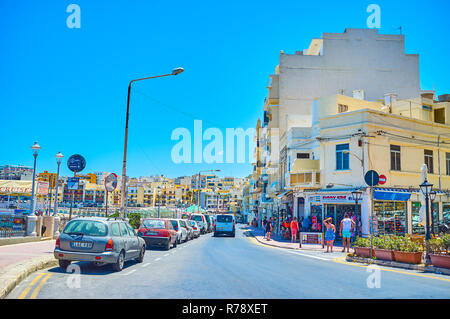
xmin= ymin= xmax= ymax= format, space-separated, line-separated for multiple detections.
xmin=54 ymin=217 xmax=146 ymax=272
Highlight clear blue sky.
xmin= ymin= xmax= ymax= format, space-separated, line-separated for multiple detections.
xmin=1 ymin=0 xmax=449 ymax=179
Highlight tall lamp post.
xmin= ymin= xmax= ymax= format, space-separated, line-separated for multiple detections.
xmin=429 ymin=191 xmax=437 ymax=236
xmin=30 ymin=142 xmax=41 ymax=214
xmin=120 ymin=67 xmax=184 ymax=217
xmin=419 ymin=179 xmax=433 ymax=266
xmin=53 ymin=152 xmax=64 ymax=216
xmin=351 ymin=190 xmax=363 ymax=237
xmin=158 ymin=188 xmax=162 ymax=218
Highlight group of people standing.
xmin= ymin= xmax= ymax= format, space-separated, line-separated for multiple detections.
xmin=260 ymin=213 xmax=356 ymax=253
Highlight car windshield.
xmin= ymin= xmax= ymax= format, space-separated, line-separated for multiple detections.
xmin=63 ymin=220 xmax=108 ymax=237
xmin=217 ymin=215 xmax=233 ymax=223
xmin=143 ymin=219 xmax=166 ymax=229
xmin=170 ymin=220 xmax=178 ymax=229
xmin=191 ymin=215 xmax=203 ymax=221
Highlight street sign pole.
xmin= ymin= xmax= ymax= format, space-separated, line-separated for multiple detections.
xmin=105 ymin=190 xmax=108 ymax=217
xmin=69 ymin=171 xmax=77 ymax=221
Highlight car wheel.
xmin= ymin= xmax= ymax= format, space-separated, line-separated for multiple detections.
xmin=59 ymin=260 xmax=71 ymax=271
xmin=173 ymin=238 xmax=177 ymax=248
xmin=112 ymin=251 xmax=125 ymax=272
xmin=231 ymin=232 xmax=235 ymax=237
xmin=136 ymin=246 xmax=145 ymax=263
xmin=165 ymin=239 xmax=171 ymax=250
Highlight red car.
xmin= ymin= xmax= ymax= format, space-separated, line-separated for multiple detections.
xmin=138 ymin=218 xmax=178 ymax=250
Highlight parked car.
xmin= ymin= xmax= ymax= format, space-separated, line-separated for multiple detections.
xmin=214 ymin=214 xmax=235 ymax=237
xmin=169 ymin=219 xmax=188 ymax=244
xmin=179 ymin=219 xmax=193 ymax=240
xmin=203 ymin=214 xmax=213 ymax=233
xmin=138 ymin=218 xmax=178 ymax=250
xmin=188 ymin=220 xmax=201 ymax=238
xmin=54 ymin=217 xmax=146 ymax=272
xmin=189 ymin=214 xmax=208 ymax=234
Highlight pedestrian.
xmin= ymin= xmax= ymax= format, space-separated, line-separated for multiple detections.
xmin=340 ymin=213 xmax=356 ymax=253
xmin=290 ymin=217 xmax=299 ymax=243
xmin=302 ymin=215 xmax=310 ymax=232
xmin=262 ymin=216 xmax=268 ymax=239
xmin=323 ymin=217 xmax=336 ymax=252
xmin=266 ymin=217 xmax=273 ymax=241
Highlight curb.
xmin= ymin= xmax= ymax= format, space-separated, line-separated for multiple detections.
xmin=345 ymin=255 xmax=450 ymax=276
xmin=248 ymin=230 xmax=326 ymax=251
xmin=0 ymin=255 xmax=58 ymax=299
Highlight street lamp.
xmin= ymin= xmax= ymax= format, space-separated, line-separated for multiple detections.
xmin=30 ymin=142 xmax=41 ymax=215
xmin=53 ymin=152 xmax=64 ymax=216
xmin=429 ymin=190 xmax=437 ymax=236
xmin=120 ymin=67 xmax=184 ymax=217
xmin=419 ymin=179 xmax=433 ymax=266
xmin=158 ymin=188 xmax=162 ymax=218
xmin=351 ymin=190 xmax=363 ymax=237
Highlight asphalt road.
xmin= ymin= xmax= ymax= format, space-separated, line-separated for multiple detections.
xmin=7 ymin=226 xmax=450 ymax=299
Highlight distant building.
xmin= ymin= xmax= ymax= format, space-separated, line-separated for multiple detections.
xmin=0 ymin=165 xmax=33 ymax=180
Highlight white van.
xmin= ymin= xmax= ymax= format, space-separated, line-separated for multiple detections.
xmin=213 ymin=214 xmax=235 ymax=237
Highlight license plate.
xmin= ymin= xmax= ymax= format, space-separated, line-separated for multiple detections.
xmin=70 ymin=241 xmax=93 ymax=249
xmin=146 ymin=231 xmax=158 ymax=236
xmin=217 ymin=227 xmax=224 ymax=231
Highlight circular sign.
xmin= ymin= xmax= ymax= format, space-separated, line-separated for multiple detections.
xmin=67 ymin=154 xmax=86 ymax=173
xmin=364 ymin=170 xmax=379 ymax=186
xmin=379 ymin=174 xmax=387 ymax=185
xmin=104 ymin=173 xmax=118 ymax=192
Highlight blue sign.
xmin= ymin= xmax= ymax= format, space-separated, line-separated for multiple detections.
xmin=364 ymin=170 xmax=379 ymax=186
xmin=68 ymin=177 xmax=80 ymax=190
xmin=67 ymin=154 xmax=86 ymax=173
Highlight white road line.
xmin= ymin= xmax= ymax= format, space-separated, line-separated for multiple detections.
xmin=164 ymin=253 xmax=170 ymax=257
xmin=287 ymin=251 xmax=329 ymax=261
xmin=123 ymin=269 xmax=137 ymax=276
xmin=154 ymin=258 xmax=161 ymax=261
xmin=142 ymin=263 xmax=151 ymax=268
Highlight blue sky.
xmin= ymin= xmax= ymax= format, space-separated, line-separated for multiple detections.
xmin=1 ymin=0 xmax=449 ymax=179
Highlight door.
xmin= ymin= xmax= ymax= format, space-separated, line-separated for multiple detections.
xmin=119 ymin=222 xmax=131 ymax=259
xmin=125 ymin=222 xmax=140 ymax=258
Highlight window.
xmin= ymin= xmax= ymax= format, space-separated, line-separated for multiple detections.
xmin=119 ymin=223 xmax=129 ymax=237
xmin=447 ymin=153 xmax=450 ymax=176
xmin=111 ymin=223 xmax=120 ymax=236
xmin=336 ymin=144 xmax=349 ymax=170
xmin=297 ymin=153 xmax=310 ymax=159
xmin=424 ymin=150 xmax=434 ymax=174
xmin=338 ymin=104 xmax=348 ymax=113
xmin=125 ymin=223 xmax=136 ymax=236
xmin=63 ymin=220 xmax=108 ymax=237
xmin=390 ymin=145 xmax=401 ymax=171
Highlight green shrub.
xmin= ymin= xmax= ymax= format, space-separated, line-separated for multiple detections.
xmin=373 ymin=235 xmax=394 ymax=250
xmin=429 ymin=238 xmax=443 ymax=254
xmin=353 ymin=236 xmax=371 ymax=248
xmin=442 ymin=234 xmax=450 ymax=254
xmin=388 ymin=235 xmax=423 ymax=253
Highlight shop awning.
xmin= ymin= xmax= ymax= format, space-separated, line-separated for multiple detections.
xmin=277 ymin=191 xmax=290 ymax=199
xmin=373 ymin=188 xmax=411 ymax=201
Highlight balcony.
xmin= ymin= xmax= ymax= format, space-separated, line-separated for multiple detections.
xmin=289 ymin=159 xmax=320 ymax=188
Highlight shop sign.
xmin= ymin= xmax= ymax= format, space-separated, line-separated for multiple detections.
xmin=37 ymin=181 xmax=49 ymax=195
xmin=310 ymin=195 xmax=356 ymax=203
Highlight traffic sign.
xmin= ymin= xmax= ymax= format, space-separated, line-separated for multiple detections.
xmin=379 ymin=174 xmax=387 ymax=185
xmin=67 ymin=154 xmax=86 ymax=173
xmin=364 ymin=170 xmax=379 ymax=186
xmin=104 ymin=173 xmax=118 ymax=192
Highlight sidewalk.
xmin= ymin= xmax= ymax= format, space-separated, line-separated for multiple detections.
xmin=0 ymin=239 xmax=57 ymax=299
xmin=245 ymin=226 xmax=354 ymax=253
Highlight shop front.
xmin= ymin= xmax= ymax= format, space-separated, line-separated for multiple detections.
xmin=372 ymin=188 xmax=411 ymax=236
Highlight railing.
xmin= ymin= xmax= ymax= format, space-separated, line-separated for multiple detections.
xmin=0 ymin=230 xmax=26 ymax=238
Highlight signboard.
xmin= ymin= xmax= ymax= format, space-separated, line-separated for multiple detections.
xmin=379 ymin=174 xmax=387 ymax=185
xmin=301 ymin=232 xmax=324 ymax=245
xmin=37 ymin=181 xmax=49 ymax=195
xmin=309 ymin=194 xmax=356 ymax=203
xmin=67 ymin=154 xmax=86 ymax=173
xmin=67 ymin=177 xmax=80 ymax=190
xmin=104 ymin=173 xmax=118 ymax=192
xmin=364 ymin=170 xmax=379 ymax=186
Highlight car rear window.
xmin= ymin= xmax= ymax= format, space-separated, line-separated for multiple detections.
xmin=191 ymin=215 xmax=203 ymax=221
xmin=111 ymin=223 xmax=121 ymax=236
xmin=64 ymin=220 xmax=108 ymax=237
xmin=216 ymin=215 xmax=233 ymax=223
xmin=142 ymin=219 xmax=166 ymax=229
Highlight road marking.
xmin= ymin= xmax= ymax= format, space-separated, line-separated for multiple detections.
xmin=123 ymin=269 xmax=136 ymax=276
xmin=154 ymin=258 xmax=161 ymax=261
xmin=288 ymin=251 xmax=329 ymax=261
xmin=164 ymin=254 xmax=170 ymax=257
xmin=333 ymin=256 xmax=450 ymax=283
xmin=142 ymin=263 xmax=151 ymax=268
xmin=29 ymin=273 xmax=52 ymax=299
xmin=18 ymin=273 xmax=45 ymax=299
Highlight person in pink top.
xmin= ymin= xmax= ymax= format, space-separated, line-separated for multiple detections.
xmin=290 ymin=217 xmax=299 ymax=243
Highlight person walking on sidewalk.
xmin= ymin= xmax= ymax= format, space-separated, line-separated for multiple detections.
xmin=265 ymin=217 xmax=273 ymax=241
xmin=290 ymin=217 xmax=299 ymax=243
xmin=324 ymin=217 xmax=336 ymax=252
xmin=340 ymin=213 xmax=355 ymax=253
xmin=262 ymin=216 xmax=268 ymax=239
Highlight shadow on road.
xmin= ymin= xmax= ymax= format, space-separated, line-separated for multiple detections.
xmin=47 ymin=260 xmax=140 ymax=276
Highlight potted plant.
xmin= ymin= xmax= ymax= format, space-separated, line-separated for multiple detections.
xmin=429 ymin=235 xmax=450 ymax=269
xmin=353 ymin=237 xmax=374 ymax=258
xmin=373 ymin=235 xmax=395 ymax=261
xmin=392 ymin=236 xmax=423 ymax=264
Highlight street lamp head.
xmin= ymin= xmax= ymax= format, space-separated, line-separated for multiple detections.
xmin=420 ymin=180 xmax=433 ymax=197
xmin=429 ymin=191 xmax=437 ymax=202
xmin=172 ymin=67 xmax=184 ymax=75
xmin=55 ymin=151 xmax=64 ymax=163
xmin=31 ymin=142 xmax=41 ymax=155
xmin=351 ymin=190 xmax=363 ymax=202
